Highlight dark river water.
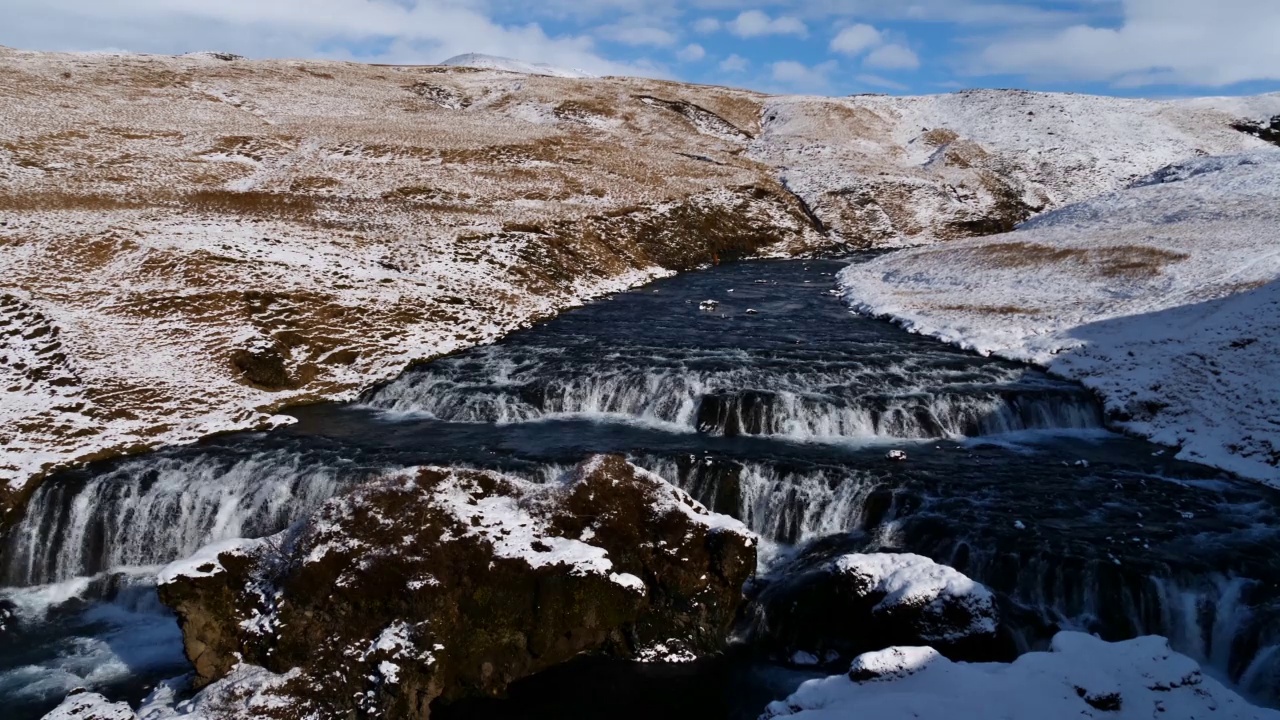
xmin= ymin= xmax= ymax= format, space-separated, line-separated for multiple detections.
xmin=3 ymin=258 xmax=1279 ymax=718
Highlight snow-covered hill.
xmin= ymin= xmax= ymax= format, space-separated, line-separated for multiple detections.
xmin=2 ymin=45 xmax=1280 ymax=512
xmin=440 ymin=53 xmax=595 ymax=79
xmin=839 ymin=151 xmax=1280 ymax=482
xmin=752 ymin=90 xmax=1280 ymax=246
xmin=0 ymin=46 xmax=817 ymax=512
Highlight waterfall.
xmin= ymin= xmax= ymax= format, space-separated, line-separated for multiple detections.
xmin=4 ymin=450 xmax=372 ymax=586
xmin=364 ymin=353 xmax=1104 ymax=443
xmin=916 ymin=542 xmax=1279 ymax=706
xmin=628 ymin=454 xmax=1279 ymax=706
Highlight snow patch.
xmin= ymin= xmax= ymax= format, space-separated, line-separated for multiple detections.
xmin=764 ymin=632 xmax=1280 ymax=720
xmin=440 ymin=53 xmax=595 ymax=79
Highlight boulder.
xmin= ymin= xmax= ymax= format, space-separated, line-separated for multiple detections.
xmin=156 ymin=455 xmax=756 ymax=719
xmin=744 ymin=551 xmax=1002 ymax=666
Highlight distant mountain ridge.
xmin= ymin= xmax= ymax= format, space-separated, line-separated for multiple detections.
xmin=440 ymin=52 xmax=595 ymax=79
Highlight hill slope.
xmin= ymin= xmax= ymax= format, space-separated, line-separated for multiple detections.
xmin=2 ymin=45 xmax=1278 ymax=509
xmin=838 ymin=151 xmax=1280 ymax=481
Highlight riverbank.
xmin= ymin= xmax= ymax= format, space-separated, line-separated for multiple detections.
xmin=6 ymin=259 xmax=1280 ymax=717
xmin=837 ymin=151 xmax=1280 ymax=484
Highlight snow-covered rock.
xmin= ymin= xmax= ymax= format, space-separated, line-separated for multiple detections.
xmin=839 ymin=150 xmax=1280 ymax=482
xmin=155 ymin=455 xmax=755 ymax=718
xmin=439 ymin=53 xmax=595 ymax=79
xmin=762 ymin=632 xmax=1280 ymax=720
xmin=746 ymin=552 xmax=1002 ymax=666
xmin=41 ymin=691 xmax=136 ymax=720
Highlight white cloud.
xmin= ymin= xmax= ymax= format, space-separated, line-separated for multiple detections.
xmin=728 ymin=10 xmax=808 ymax=38
xmin=975 ymin=0 xmax=1280 ymax=86
xmin=719 ymin=53 xmax=749 ymax=73
xmin=830 ymin=23 xmax=881 ymax=56
xmin=676 ymin=43 xmax=705 ymax=62
xmin=693 ymin=17 xmax=721 ymax=34
xmin=599 ymin=24 xmax=677 ymax=47
xmin=864 ymin=43 xmax=920 ymax=70
xmin=855 ymin=73 xmax=908 ymax=91
xmin=770 ymin=59 xmax=837 ymax=91
xmin=0 ymin=0 xmax=651 ymax=77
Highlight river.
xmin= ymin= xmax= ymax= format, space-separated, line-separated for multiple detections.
xmin=3 ymin=258 xmax=1278 ymax=718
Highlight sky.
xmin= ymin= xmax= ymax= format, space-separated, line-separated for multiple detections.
xmin=3 ymin=0 xmax=1280 ymax=97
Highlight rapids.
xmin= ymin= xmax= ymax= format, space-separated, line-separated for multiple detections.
xmin=2 ymin=258 xmax=1278 ymax=718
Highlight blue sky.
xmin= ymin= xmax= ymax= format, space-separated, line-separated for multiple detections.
xmin=4 ymin=0 xmax=1280 ymax=97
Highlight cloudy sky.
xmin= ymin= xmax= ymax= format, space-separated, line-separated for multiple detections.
xmin=4 ymin=0 xmax=1279 ymax=96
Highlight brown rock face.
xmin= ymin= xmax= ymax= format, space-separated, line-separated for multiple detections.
xmin=157 ymin=455 xmax=756 ymax=719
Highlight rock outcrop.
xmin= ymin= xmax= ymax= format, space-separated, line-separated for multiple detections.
xmin=744 ymin=550 xmax=1003 ymax=667
xmin=155 ymin=455 xmax=755 ymax=718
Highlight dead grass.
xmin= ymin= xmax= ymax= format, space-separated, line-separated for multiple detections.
xmin=964 ymin=241 xmax=1190 ymax=279
xmin=289 ymin=176 xmax=342 ymax=192
xmin=182 ymin=189 xmax=317 ymax=220
xmin=1092 ymin=246 xmax=1190 ymax=279
xmin=0 ymin=191 xmax=148 ymax=212
xmin=937 ymin=304 xmax=1035 ymax=315
xmin=921 ymin=128 xmax=959 ymax=147
xmin=966 ymin=241 xmax=1090 ymax=268
xmin=555 ymin=99 xmax=618 ymax=121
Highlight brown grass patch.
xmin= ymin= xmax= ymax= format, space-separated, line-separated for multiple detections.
xmin=921 ymin=128 xmax=959 ymax=146
xmin=207 ymin=135 xmax=296 ymax=162
xmin=964 ymin=241 xmax=1189 ymax=279
xmin=555 ymin=99 xmax=617 ymax=121
xmin=966 ymin=241 xmax=1089 ymax=268
xmin=289 ymin=176 xmax=342 ymax=192
xmin=1091 ymin=246 xmax=1190 ymax=279
xmin=937 ymin=304 xmax=1035 ymax=315
xmin=182 ymin=189 xmax=317 ymax=220
xmin=0 ymin=192 xmax=148 ymax=212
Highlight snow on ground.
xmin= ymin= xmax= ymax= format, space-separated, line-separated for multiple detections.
xmin=763 ymin=632 xmax=1280 ymax=720
xmin=440 ymin=53 xmax=596 ymax=79
xmin=1180 ymin=92 xmax=1280 ymax=122
xmin=0 ymin=47 xmax=819 ymax=506
xmin=41 ymin=691 xmax=137 ymax=720
xmin=133 ymin=666 xmax=302 ymax=720
xmin=752 ymin=89 xmax=1280 ymax=246
xmin=839 ymin=150 xmax=1280 ymax=482
xmin=4 ymin=44 xmax=1280 ymax=509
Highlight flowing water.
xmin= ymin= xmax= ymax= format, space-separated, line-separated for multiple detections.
xmin=3 ymin=258 xmax=1278 ymax=718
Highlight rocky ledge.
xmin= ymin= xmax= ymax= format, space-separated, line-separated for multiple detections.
xmin=149 ymin=455 xmax=755 ymax=718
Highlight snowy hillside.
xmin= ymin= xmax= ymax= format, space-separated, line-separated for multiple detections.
xmin=752 ymin=90 xmax=1280 ymax=246
xmin=2 ymin=44 xmax=1280 ymax=512
xmin=440 ymin=53 xmax=595 ymax=79
xmin=0 ymin=46 xmax=819 ymax=511
xmin=839 ymin=151 xmax=1280 ymax=482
